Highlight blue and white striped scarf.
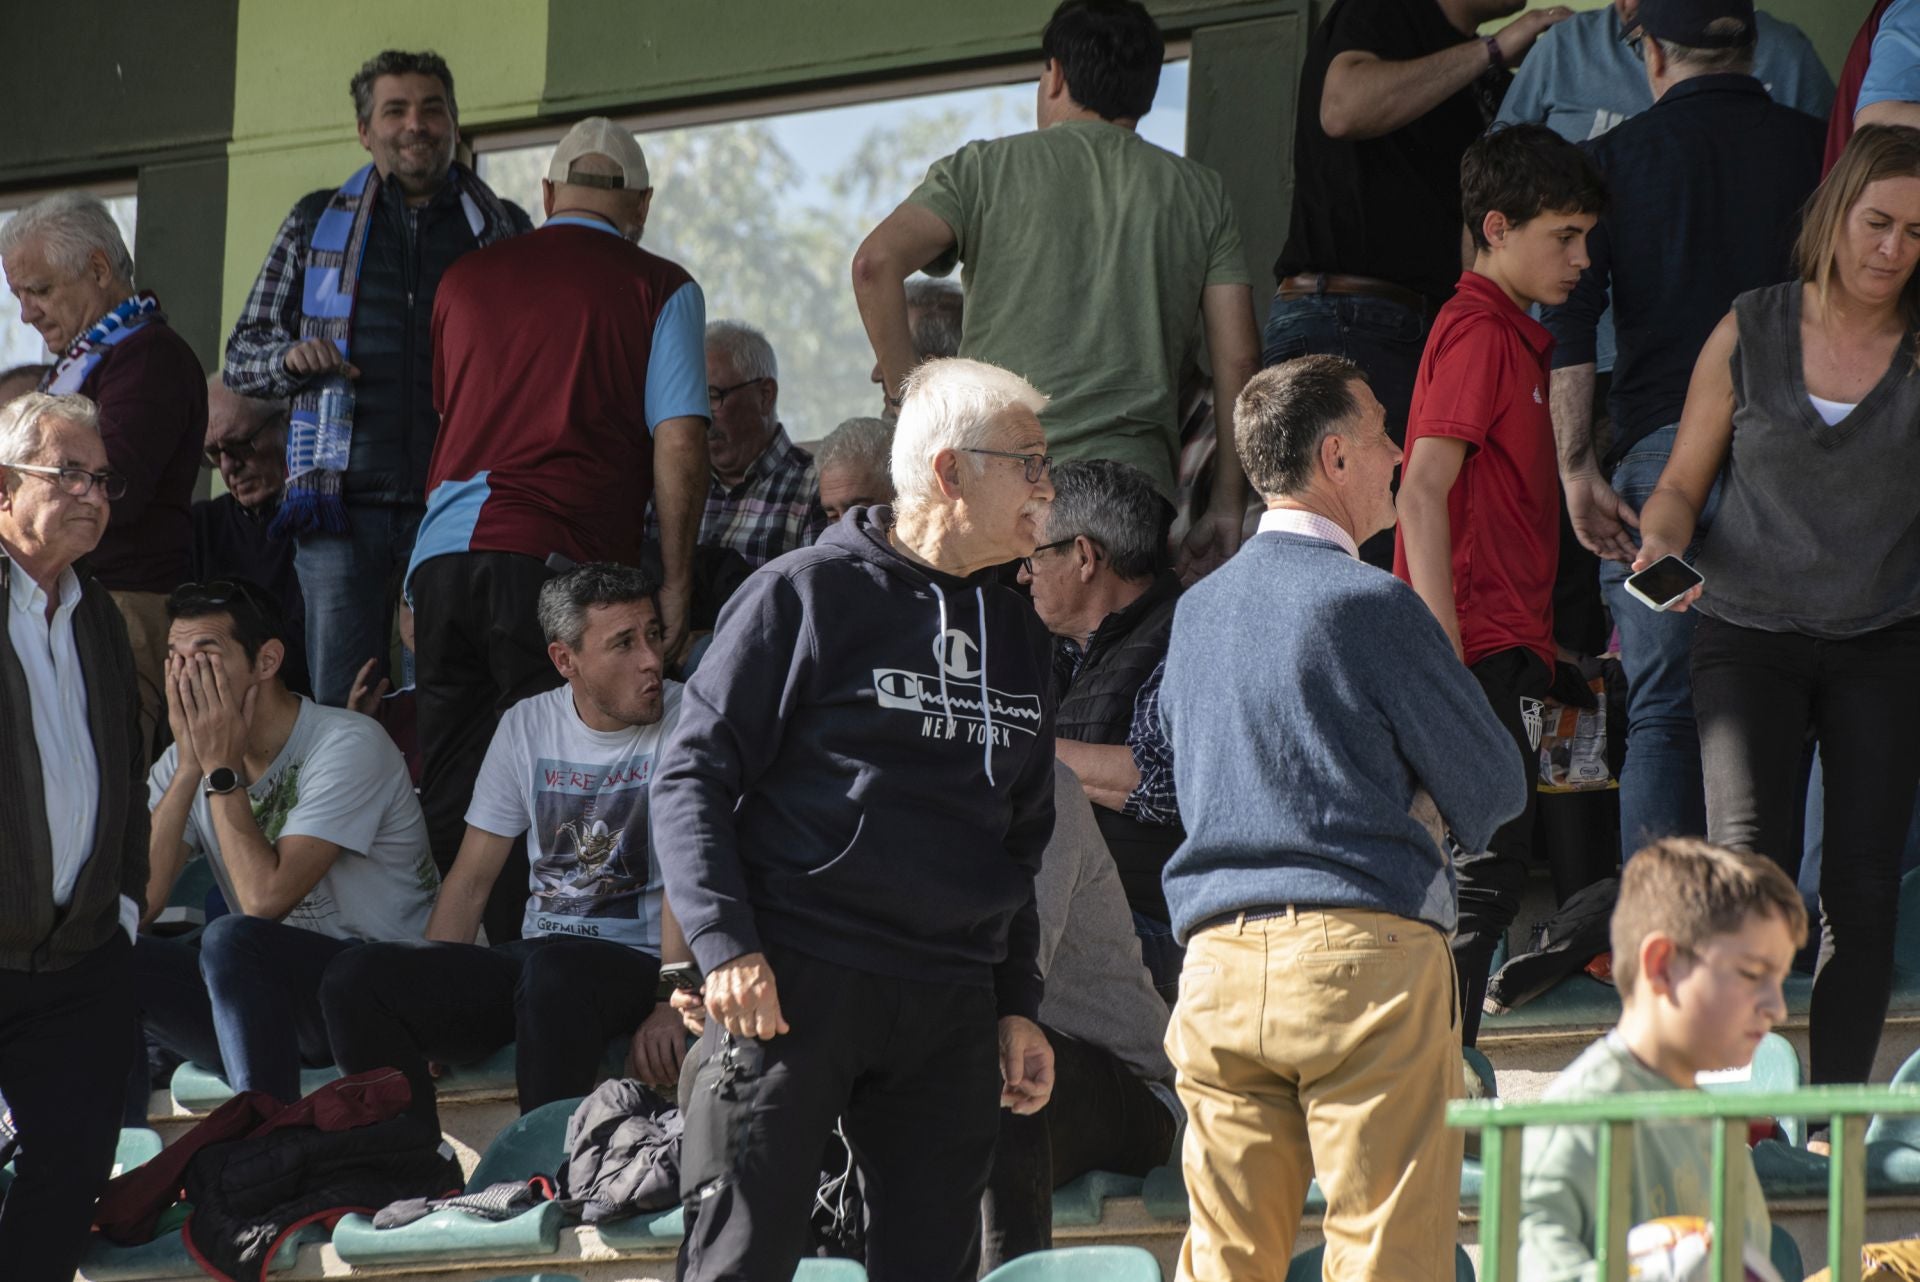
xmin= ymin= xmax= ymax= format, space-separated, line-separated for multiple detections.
xmin=41 ymin=292 xmax=161 ymax=394
xmin=277 ymin=162 xmax=505 ymax=537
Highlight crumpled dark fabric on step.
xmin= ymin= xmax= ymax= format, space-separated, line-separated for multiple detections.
xmin=557 ymin=1078 xmax=682 ymax=1224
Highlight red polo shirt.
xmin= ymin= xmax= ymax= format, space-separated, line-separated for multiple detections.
xmin=1394 ymin=271 xmax=1558 ymax=669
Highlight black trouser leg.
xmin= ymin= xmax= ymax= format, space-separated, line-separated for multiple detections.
xmin=1453 ymin=647 xmax=1551 ymax=1046
xmin=413 ymin=552 xmax=561 ymax=942
xmin=1696 ymin=616 xmax=1920 ymax=1082
xmin=980 ymin=1026 xmax=1178 ymax=1269
xmin=321 ymin=938 xmax=524 ymax=1132
xmin=679 ymin=947 xmax=1002 ymax=1282
xmin=512 ymin=937 xmax=660 ymax=1109
xmin=0 ymin=935 xmax=136 ymax=1282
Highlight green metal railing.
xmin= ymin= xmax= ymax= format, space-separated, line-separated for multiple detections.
xmin=1450 ymin=1085 xmax=1920 ymax=1282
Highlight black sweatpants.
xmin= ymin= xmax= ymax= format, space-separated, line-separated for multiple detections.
xmin=677 ymin=946 xmax=1002 ymax=1282
xmin=0 ymin=933 xmax=135 ymax=1282
xmin=980 ymin=1026 xmax=1177 ymax=1270
xmin=1453 ymin=645 xmax=1552 ymax=1047
xmin=412 ymin=551 xmax=562 ymax=944
xmin=320 ymin=934 xmax=660 ymax=1132
xmin=1693 ymin=614 xmax=1920 ymax=1084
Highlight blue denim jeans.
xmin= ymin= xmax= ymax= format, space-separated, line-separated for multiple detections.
xmin=294 ymin=504 xmax=421 ymax=706
xmin=132 ymin=915 xmax=354 ymax=1110
xmin=1262 ymin=293 xmax=1426 ymax=443
xmin=1596 ymin=425 xmax=1722 ymax=862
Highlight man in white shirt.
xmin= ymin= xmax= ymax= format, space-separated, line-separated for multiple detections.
xmin=136 ymin=579 xmax=437 ymax=1107
xmin=0 ymin=392 xmax=148 ymax=1281
xmin=321 ymin=562 xmax=692 ymax=1133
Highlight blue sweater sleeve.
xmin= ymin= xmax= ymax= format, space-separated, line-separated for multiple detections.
xmin=645 ymin=280 xmax=710 ymax=432
xmin=650 ymin=568 xmax=813 ymax=975
xmin=1374 ymin=589 xmax=1529 ymax=853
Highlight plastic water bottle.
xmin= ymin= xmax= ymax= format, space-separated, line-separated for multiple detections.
xmin=315 ymin=372 xmax=354 ymax=472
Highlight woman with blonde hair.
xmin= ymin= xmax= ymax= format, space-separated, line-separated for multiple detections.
xmin=1634 ymin=124 xmax=1920 ymax=1088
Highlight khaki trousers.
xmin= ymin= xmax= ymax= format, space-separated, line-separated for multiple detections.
xmin=108 ymin=588 xmax=169 ymax=765
xmin=1167 ymin=906 xmax=1463 ymax=1281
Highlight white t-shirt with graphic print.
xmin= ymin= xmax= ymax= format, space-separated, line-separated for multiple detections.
xmin=466 ymin=681 xmax=683 ymax=954
xmin=148 ymin=698 xmax=439 ymax=942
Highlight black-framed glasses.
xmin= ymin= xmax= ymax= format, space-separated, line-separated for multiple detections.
xmin=1020 ymin=537 xmax=1077 ymax=575
xmin=3 ymin=462 xmax=127 ymax=501
xmin=707 ymin=377 xmax=766 ymax=406
xmin=961 ymin=448 xmax=1053 ymax=484
xmin=203 ymin=412 xmax=283 ymax=468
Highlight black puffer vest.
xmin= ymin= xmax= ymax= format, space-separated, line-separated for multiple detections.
xmin=290 ymin=180 xmax=484 ymax=505
xmin=1054 ymin=572 xmax=1184 ymax=922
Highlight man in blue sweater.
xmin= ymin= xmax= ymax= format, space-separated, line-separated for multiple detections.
xmin=1160 ymin=354 xmax=1524 ymax=1281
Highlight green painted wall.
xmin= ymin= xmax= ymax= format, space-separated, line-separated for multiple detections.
xmin=220 ymin=0 xmax=550 ymax=357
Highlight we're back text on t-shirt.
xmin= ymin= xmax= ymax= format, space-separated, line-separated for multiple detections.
xmin=467 ymin=682 xmax=685 ymax=953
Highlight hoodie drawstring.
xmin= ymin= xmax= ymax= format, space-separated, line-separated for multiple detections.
xmin=930 ymin=582 xmax=958 ymax=743
xmin=926 ymin=582 xmax=997 ymax=786
xmin=975 ymin=587 xmax=995 ymax=786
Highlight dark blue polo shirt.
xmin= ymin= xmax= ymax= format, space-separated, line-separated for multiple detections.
xmin=1539 ymin=74 xmax=1824 ymax=465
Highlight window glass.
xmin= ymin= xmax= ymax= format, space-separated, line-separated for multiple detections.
xmin=0 ymin=194 xmax=139 ymax=372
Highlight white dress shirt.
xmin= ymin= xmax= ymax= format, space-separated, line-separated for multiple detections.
xmin=7 ymin=562 xmax=138 ymax=940
xmin=1256 ymin=506 xmax=1361 ymax=559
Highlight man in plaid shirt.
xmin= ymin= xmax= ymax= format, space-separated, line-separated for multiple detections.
xmin=222 ymin=51 xmax=529 ymax=707
xmin=653 ymin=320 xmax=822 ymax=567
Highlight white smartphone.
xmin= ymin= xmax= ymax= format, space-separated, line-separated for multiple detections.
xmin=1623 ymin=554 xmax=1705 ymax=612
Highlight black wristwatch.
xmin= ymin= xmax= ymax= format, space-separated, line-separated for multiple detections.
xmin=203 ymin=767 xmax=241 ymax=797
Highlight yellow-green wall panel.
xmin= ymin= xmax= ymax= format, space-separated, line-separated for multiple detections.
xmin=220 ymin=0 xmax=549 ymax=363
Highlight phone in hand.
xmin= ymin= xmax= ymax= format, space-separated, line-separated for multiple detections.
xmin=657 ymin=961 xmax=703 ymax=1000
xmin=1623 ymin=554 xmax=1705 ymax=612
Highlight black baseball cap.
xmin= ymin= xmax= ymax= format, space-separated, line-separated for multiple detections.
xmin=1634 ymin=0 xmax=1756 ymax=48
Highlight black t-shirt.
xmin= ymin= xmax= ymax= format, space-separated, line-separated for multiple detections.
xmin=1276 ymin=0 xmax=1507 ymax=307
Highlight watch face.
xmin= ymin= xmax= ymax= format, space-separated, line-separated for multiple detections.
xmin=206 ymin=767 xmax=239 ymax=794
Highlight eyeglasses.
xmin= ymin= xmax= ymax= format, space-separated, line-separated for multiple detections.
xmin=707 ymin=377 xmax=766 ymax=406
xmin=1020 ymin=537 xmax=1078 ymax=575
xmin=203 ymin=414 xmax=283 ymax=468
xmin=3 ymin=462 xmax=127 ymax=501
xmin=960 ymin=448 xmax=1053 ymax=484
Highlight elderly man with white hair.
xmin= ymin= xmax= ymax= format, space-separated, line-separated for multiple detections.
xmin=0 ymin=393 xmax=148 ymax=1281
xmin=1 ymin=192 xmax=209 ymax=757
xmin=653 ymin=357 xmax=1059 ymax=1282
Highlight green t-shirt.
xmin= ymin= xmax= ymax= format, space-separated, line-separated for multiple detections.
xmin=1517 ymin=1032 xmax=1772 ymax=1281
xmin=908 ymin=120 xmax=1249 ymax=498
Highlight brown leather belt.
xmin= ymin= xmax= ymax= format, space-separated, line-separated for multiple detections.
xmin=1277 ymin=272 xmax=1427 ymax=316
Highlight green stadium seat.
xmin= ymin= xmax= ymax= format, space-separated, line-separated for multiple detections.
xmin=1699 ymin=1032 xmax=1804 ymax=1146
xmin=113 ymin=1127 xmax=164 ymax=1176
xmin=80 ymin=1224 xmax=327 ymax=1280
xmin=1050 ymin=1170 xmax=1146 ymax=1226
xmin=794 ymin=1262 xmax=868 ymax=1279
xmin=980 ymin=1244 xmax=1162 ymax=1280
xmin=1463 ymin=1046 xmax=1498 ymax=1099
xmin=1770 ymin=1223 xmax=1805 ymax=1282
xmin=1284 ymin=1243 xmax=1474 ymax=1280
xmin=587 ymin=1203 xmax=686 ymax=1247
xmin=331 ymin=1096 xmax=583 ymax=1266
xmin=167 ymin=1060 xmax=342 ymax=1112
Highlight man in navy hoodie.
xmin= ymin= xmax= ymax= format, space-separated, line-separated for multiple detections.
xmin=653 ymin=357 xmax=1060 ymax=1282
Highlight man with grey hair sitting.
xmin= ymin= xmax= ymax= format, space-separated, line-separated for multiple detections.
xmin=813 ymin=415 xmax=896 ymax=525
xmin=1 ymin=191 xmax=208 ymax=758
xmin=650 ymin=319 xmax=820 ymax=567
xmin=1017 ymin=457 xmax=1184 ymax=994
xmin=0 ymin=393 xmax=147 ymax=1279
xmin=869 ymin=278 xmax=965 ymax=419
xmin=321 ymin=562 xmax=695 ymax=1134
xmin=654 ymin=357 xmax=1060 ymax=1282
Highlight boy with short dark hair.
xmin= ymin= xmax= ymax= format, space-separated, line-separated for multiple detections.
xmin=1393 ymin=122 xmax=1608 ymax=1044
xmin=1518 ymin=838 xmax=1809 ymax=1278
